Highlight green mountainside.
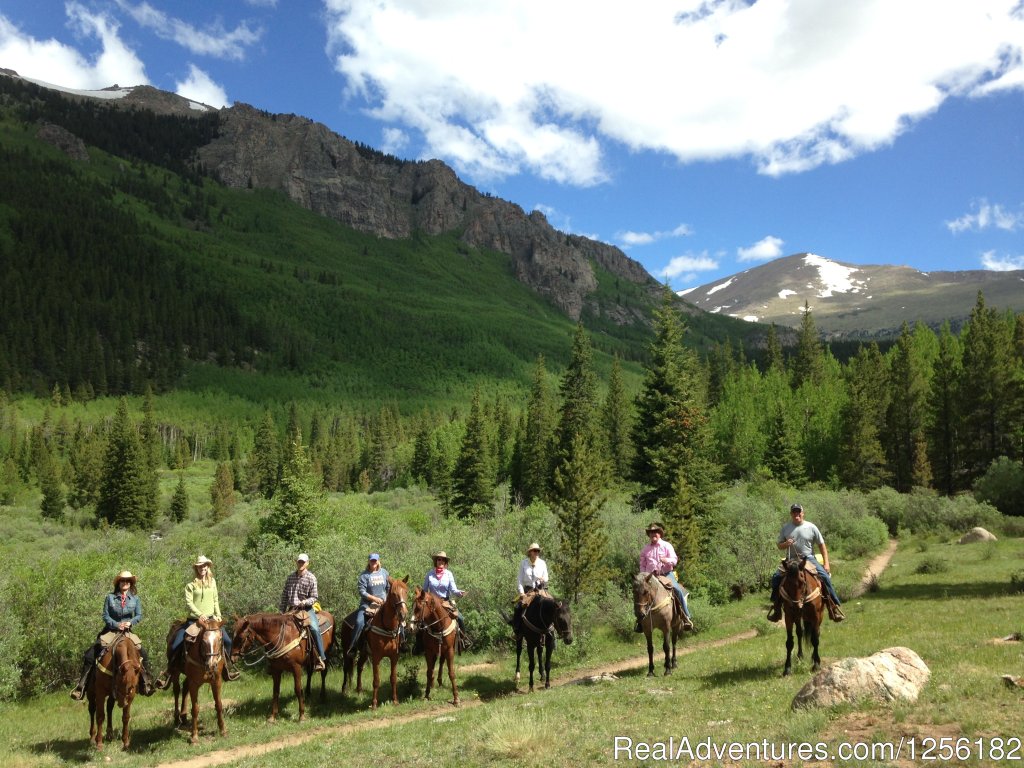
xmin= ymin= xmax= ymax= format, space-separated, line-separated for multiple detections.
xmin=0 ymin=75 xmax=758 ymax=409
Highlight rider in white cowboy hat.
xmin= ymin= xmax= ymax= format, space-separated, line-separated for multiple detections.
xmin=511 ymin=542 xmax=550 ymax=627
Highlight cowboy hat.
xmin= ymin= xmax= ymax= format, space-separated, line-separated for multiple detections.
xmin=645 ymin=522 xmax=665 ymax=535
xmin=113 ymin=570 xmax=137 ymax=590
xmin=194 ymin=555 xmax=214 ymax=568
xmin=525 ymin=542 xmax=542 ymax=555
xmin=432 ymin=551 xmax=449 ymax=562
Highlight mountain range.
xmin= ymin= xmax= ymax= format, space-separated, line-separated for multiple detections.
xmin=683 ymin=252 xmax=1024 ymax=339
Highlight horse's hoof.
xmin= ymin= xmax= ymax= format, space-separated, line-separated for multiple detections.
xmin=647 ymin=671 xmax=655 ymax=678
xmin=190 ymin=737 xmax=199 ymax=746
xmin=783 ymin=669 xmax=792 ymax=677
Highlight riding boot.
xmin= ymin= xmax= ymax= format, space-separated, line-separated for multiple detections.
xmin=154 ymin=647 xmax=179 ymax=690
xmin=634 ymin=617 xmax=643 ymax=633
xmin=312 ymin=647 xmax=326 ymax=671
xmin=69 ymin=660 xmax=91 ymax=701
xmin=139 ymin=654 xmax=157 ymax=696
xmin=825 ymin=597 xmax=845 ymax=622
xmin=766 ymin=600 xmax=782 ymax=622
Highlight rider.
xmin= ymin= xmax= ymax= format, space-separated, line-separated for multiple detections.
xmin=155 ymin=555 xmax=239 ymax=689
xmin=512 ymin=542 xmax=550 ymax=627
xmin=422 ymin=551 xmax=471 ymax=649
xmin=637 ymin=522 xmax=693 ymax=631
xmin=346 ymin=553 xmax=390 ymax=657
xmin=70 ymin=569 xmax=156 ymax=700
xmin=279 ymin=553 xmax=326 ymax=670
xmin=767 ymin=503 xmax=845 ymax=622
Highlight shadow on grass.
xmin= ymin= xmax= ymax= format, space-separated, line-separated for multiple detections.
xmin=29 ymin=721 xmax=172 ymax=763
xmin=866 ymin=581 xmax=1017 ymax=601
xmin=700 ymin=663 xmax=786 ymax=688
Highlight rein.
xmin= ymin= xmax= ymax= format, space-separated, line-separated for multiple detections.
xmin=781 ymin=568 xmax=822 ymax=609
xmin=521 ymin=598 xmax=555 ymax=636
xmin=415 ymin=596 xmax=456 ymax=641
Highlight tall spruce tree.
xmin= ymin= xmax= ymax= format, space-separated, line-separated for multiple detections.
xmin=38 ymin=449 xmax=64 ymax=520
xmin=631 ymin=289 xmax=721 ymax=515
xmin=791 ymin=302 xmax=824 ymax=389
xmin=927 ymin=322 xmax=963 ymax=495
xmin=97 ymin=398 xmax=157 ymax=529
xmin=169 ymin=472 xmax=189 ymax=522
xmin=551 ymin=323 xmax=604 ymax=491
xmin=837 ymin=343 xmax=889 ymax=490
xmin=516 ymin=356 xmax=554 ymax=506
xmin=884 ymin=323 xmax=935 ymax=491
xmin=210 ymin=461 xmax=235 ymax=520
xmin=602 ymin=355 xmax=633 ymax=483
xmin=765 ymin=323 xmax=785 ymax=374
xmin=259 ymin=432 xmax=325 ymax=545
xmin=250 ymin=410 xmax=280 ymax=499
xmin=451 ymin=386 xmax=494 ymax=518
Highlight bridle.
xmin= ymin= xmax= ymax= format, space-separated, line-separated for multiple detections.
xmin=369 ymin=581 xmax=408 ymax=639
xmin=411 ymin=592 xmax=455 ymax=640
xmin=634 ymin=575 xmax=672 ymax=624
xmin=187 ymin=626 xmax=224 ymax=675
xmin=781 ymin=558 xmax=821 ymax=609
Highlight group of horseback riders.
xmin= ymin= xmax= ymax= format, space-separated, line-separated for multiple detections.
xmin=69 ymin=503 xmax=844 ymax=700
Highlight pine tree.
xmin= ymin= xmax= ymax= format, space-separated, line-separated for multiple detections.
xmin=791 ymin=302 xmax=824 ymax=389
xmin=551 ymin=323 xmax=605 ymax=494
xmin=250 ymin=410 xmax=280 ymax=499
xmin=516 ymin=356 xmax=554 ymax=505
xmin=411 ymin=422 xmax=434 ymax=485
xmin=764 ymin=402 xmax=807 ymax=486
xmin=602 ymin=355 xmax=633 ymax=483
xmin=837 ymin=344 xmax=889 ymax=490
xmin=550 ymin=432 xmax=609 ymax=604
xmin=169 ymin=473 xmax=189 ymax=522
xmin=38 ymin=450 xmax=64 ymax=520
xmin=927 ymin=322 xmax=963 ymax=495
xmin=210 ymin=461 xmax=235 ymax=521
xmin=657 ymin=469 xmax=701 ymax=582
xmin=259 ymin=433 xmax=326 ymax=545
xmin=764 ymin=323 xmax=785 ymax=374
xmin=97 ymin=398 xmax=156 ymax=529
xmin=451 ymin=386 xmax=494 ymax=518
xmin=884 ymin=323 xmax=935 ymax=491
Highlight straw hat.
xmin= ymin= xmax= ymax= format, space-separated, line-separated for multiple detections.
xmin=194 ymin=555 xmax=214 ymax=568
xmin=113 ymin=570 xmax=137 ymax=590
xmin=525 ymin=543 xmax=542 ymax=555
xmin=432 ymin=551 xmax=449 ymax=563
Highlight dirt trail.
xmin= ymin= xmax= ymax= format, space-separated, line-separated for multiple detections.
xmin=155 ymin=543 xmax=900 ymax=768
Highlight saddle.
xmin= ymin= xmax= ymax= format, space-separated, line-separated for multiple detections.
xmin=654 ymin=574 xmax=686 ymax=622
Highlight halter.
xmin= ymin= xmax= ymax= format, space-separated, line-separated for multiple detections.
xmin=369 ymin=581 xmax=408 ymax=639
xmin=781 ymin=559 xmax=822 ymax=609
xmin=634 ymin=576 xmax=672 ymax=624
xmin=235 ymin=616 xmax=301 ymax=666
xmin=521 ymin=596 xmax=571 ymax=641
xmin=186 ymin=626 xmax=224 ymax=673
xmin=413 ymin=592 xmax=456 ymax=641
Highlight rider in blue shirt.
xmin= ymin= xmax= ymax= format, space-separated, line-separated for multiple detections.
xmin=346 ymin=553 xmax=390 ymax=657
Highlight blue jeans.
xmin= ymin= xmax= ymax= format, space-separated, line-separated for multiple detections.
xmin=770 ymin=556 xmax=841 ymax=605
xmin=665 ymin=571 xmax=692 ymax=619
xmin=307 ymin=611 xmax=325 ymax=659
xmin=348 ymin=607 xmax=369 ymax=653
xmin=170 ymin=619 xmax=232 ymax=656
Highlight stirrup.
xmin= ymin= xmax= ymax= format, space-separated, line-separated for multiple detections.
xmin=828 ymin=602 xmax=845 ymax=622
xmin=766 ymin=604 xmax=782 ymax=622
xmin=313 ymin=655 xmax=326 ymax=671
xmin=69 ymin=687 xmax=86 ymax=701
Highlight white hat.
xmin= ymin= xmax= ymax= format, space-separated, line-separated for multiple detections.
xmin=296 ymin=553 xmax=310 ymax=562
xmin=525 ymin=542 xmax=542 ymax=555
xmin=194 ymin=555 xmax=214 ymax=567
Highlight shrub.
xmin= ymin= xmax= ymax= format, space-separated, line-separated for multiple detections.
xmin=973 ymin=456 xmax=1024 ymax=517
xmin=866 ymin=486 xmax=905 ymax=536
xmin=915 ymin=555 xmax=950 ymax=575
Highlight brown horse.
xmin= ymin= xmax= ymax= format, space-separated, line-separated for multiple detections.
xmin=174 ymin=617 xmax=228 ymax=744
xmin=632 ymin=572 xmax=685 ymax=677
xmin=409 ymin=588 xmax=459 ymax=705
xmin=781 ymin=556 xmax=824 ymax=676
xmin=88 ymin=633 xmax=141 ymax=750
xmin=340 ymin=576 xmax=409 ymax=708
xmin=230 ymin=610 xmax=335 ymax=722
xmin=514 ymin=593 xmax=574 ymax=692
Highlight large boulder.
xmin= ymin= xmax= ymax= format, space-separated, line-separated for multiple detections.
xmin=958 ymin=527 xmax=997 ymax=544
xmin=792 ymin=647 xmax=930 ymax=710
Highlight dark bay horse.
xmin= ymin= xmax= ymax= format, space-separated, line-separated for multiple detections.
xmin=781 ymin=556 xmax=824 ymax=676
xmin=514 ymin=593 xmax=573 ymax=692
xmin=231 ymin=610 xmax=335 ymax=722
xmin=632 ymin=572 xmax=685 ymax=677
xmin=176 ymin=617 xmax=228 ymax=744
xmin=340 ymin=576 xmax=409 ymax=708
xmin=88 ymin=633 xmax=141 ymax=750
xmin=409 ymin=588 xmax=459 ymax=706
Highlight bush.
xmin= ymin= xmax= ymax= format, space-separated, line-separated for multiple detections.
xmin=865 ymin=486 xmax=906 ymax=536
xmin=902 ymin=487 xmax=1002 ymax=535
xmin=973 ymin=456 xmax=1024 ymax=517
xmin=915 ymin=555 xmax=950 ymax=575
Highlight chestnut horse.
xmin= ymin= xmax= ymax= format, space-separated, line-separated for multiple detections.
xmin=409 ymin=588 xmax=459 ymax=705
xmin=88 ymin=633 xmax=141 ymax=750
xmin=340 ymin=576 xmax=409 ymax=708
xmin=514 ymin=593 xmax=574 ymax=692
xmin=175 ymin=617 xmax=228 ymax=744
xmin=632 ymin=572 xmax=685 ymax=677
xmin=231 ymin=610 xmax=335 ymax=722
xmin=781 ymin=556 xmax=824 ymax=676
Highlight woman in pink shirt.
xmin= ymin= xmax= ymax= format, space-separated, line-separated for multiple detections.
xmin=637 ymin=522 xmax=692 ymax=631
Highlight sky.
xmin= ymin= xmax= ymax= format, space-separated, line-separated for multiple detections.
xmin=1 ymin=0 xmax=1023 ymax=290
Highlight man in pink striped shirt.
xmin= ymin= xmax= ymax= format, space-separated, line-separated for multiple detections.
xmin=637 ymin=522 xmax=693 ymax=631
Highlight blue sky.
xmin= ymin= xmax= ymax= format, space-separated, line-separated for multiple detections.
xmin=2 ymin=0 xmax=1023 ymax=290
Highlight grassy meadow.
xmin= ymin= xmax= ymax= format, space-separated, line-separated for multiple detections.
xmin=1 ymin=479 xmax=1021 ymax=767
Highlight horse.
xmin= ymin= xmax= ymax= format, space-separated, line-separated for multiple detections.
xmin=230 ymin=609 xmax=335 ymax=722
xmin=340 ymin=576 xmax=409 ymax=708
xmin=87 ymin=633 xmax=141 ymax=750
xmin=780 ymin=556 xmax=824 ymax=676
xmin=513 ymin=592 xmax=574 ymax=692
xmin=409 ymin=587 xmax=460 ymax=706
xmin=173 ymin=617 xmax=228 ymax=744
xmin=632 ymin=572 xmax=686 ymax=677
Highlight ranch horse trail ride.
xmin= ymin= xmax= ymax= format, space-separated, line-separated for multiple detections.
xmin=166 ymin=617 xmax=229 ymax=744
xmin=410 ymin=587 xmax=461 ymax=706
xmin=513 ymin=593 xmax=574 ymax=692
xmin=230 ymin=609 xmax=335 ymax=722
xmin=339 ymin=576 xmax=409 ymax=708
xmin=632 ymin=572 xmax=688 ymax=677
xmin=780 ymin=556 xmax=825 ymax=676
xmin=87 ymin=632 xmax=142 ymax=751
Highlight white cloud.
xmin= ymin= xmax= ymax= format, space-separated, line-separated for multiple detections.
xmin=174 ymin=64 xmax=228 ymax=108
xmin=381 ymin=126 xmax=410 ymax=156
xmin=618 ymin=223 xmax=693 ymax=247
xmin=114 ymin=1 xmax=262 ymax=61
xmin=659 ymin=252 xmax=719 ymax=280
xmin=981 ymin=251 xmax=1024 ymax=271
xmin=0 ymin=4 xmax=148 ymax=89
xmin=322 ymin=0 xmax=1024 ymax=185
xmin=946 ymin=199 xmax=1024 ymax=233
xmin=737 ymin=235 xmax=785 ymax=262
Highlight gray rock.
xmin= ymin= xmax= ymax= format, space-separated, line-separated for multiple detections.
xmin=792 ymin=647 xmax=930 ymax=710
xmin=958 ymin=527 xmax=997 ymax=544
xmin=36 ymin=123 xmax=89 ymax=161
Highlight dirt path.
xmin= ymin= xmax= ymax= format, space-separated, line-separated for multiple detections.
xmin=155 ymin=543 xmax=900 ymax=768
xmin=153 ymin=630 xmax=758 ymax=768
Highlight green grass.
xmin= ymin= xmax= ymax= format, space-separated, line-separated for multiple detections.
xmin=3 ymin=535 xmax=1021 ymax=766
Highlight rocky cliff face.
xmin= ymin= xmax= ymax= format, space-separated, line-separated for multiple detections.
xmin=196 ymin=104 xmax=657 ymax=320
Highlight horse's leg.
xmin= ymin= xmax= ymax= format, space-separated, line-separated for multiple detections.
xmin=671 ymin=621 xmax=679 ymax=670
xmin=423 ymin=647 xmax=436 ymax=700
xmin=92 ymin=689 xmax=104 ymax=750
xmin=270 ymin=670 xmax=281 ymax=723
xmin=189 ymin=678 xmax=201 ymax=745
xmin=543 ymin=635 xmax=554 ymax=689
xmin=305 ymin=661 xmax=312 ymax=701
xmin=662 ymin=625 xmax=672 ymax=676
xmin=121 ymin=701 xmax=131 ymax=751
xmin=105 ymin=694 xmax=115 ymax=742
xmin=292 ymin=664 xmax=305 ymax=722
xmin=526 ymin=638 xmax=536 ymax=692
xmin=88 ymin=690 xmax=98 ymax=746
xmin=784 ymin=616 xmax=795 ymax=676
xmin=356 ymin=650 xmax=365 ymax=694
xmin=809 ymin=611 xmax=822 ymax=671
xmin=446 ymin=644 xmax=459 ymax=706
xmin=371 ymin=654 xmax=381 ymax=710
xmin=320 ymin=667 xmax=328 ymax=702
xmin=390 ymin=650 xmax=399 ymax=705
xmin=645 ymin=626 xmax=656 ymax=677
xmin=514 ymin=632 xmax=523 ymax=688
xmin=796 ymin=615 xmax=804 ymax=660
xmin=213 ymin=672 xmax=227 ymax=737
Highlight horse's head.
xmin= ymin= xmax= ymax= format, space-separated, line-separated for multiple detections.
xmin=410 ymin=587 xmax=438 ymax=633
xmin=632 ymin=572 xmax=656 ymax=609
xmin=112 ymin=639 xmax=141 ymax=705
xmin=553 ymin=599 xmax=574 ymax=645
xmin=195 ymin=617 xmax=225 ymax=674
xmin=230 ymin=616 xmax=254 ymax=662
xmin=386 ymin=576 xmax=410 ymax=626
xmin=784 ymin=557 xmax=804 ymax=578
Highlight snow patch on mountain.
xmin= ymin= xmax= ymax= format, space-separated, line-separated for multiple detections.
xmin=706 ymin=278 xmax=734 ymax=296
xmin=804 ymin=253 xmax=865 ymax=297
xmin=778 ymin=289 xmax=797 ymax=299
